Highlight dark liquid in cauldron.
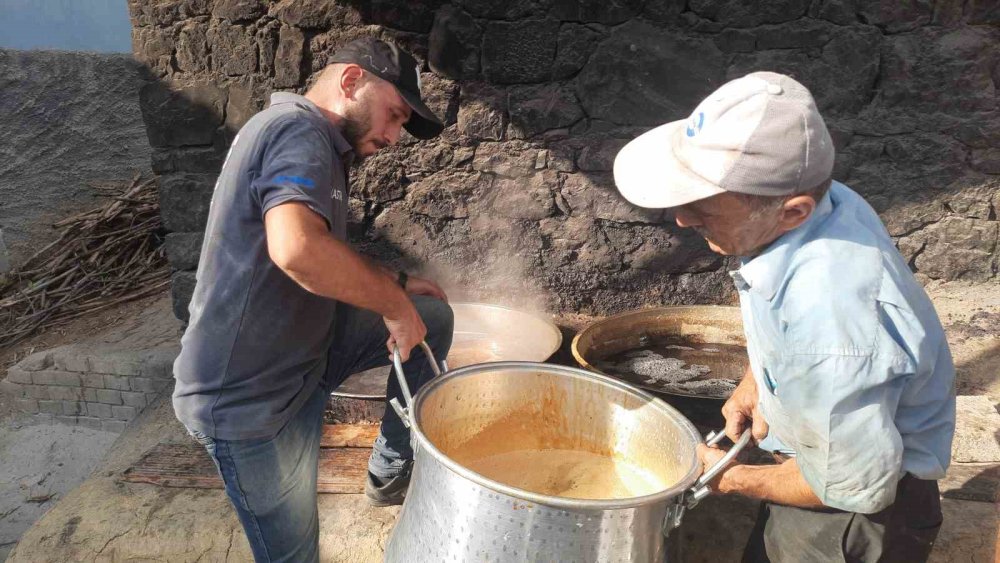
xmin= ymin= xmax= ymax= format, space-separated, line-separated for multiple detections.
xmin=594 ymin=336 xmax=747 ymax=398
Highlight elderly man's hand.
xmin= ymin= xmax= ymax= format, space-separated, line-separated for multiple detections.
xmin=696 ymin=443 xmax=740 ymax=494
xmin=722 ymin=369 xmax=769 ymax=444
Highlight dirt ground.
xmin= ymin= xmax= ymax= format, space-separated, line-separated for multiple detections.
xmin=1 ymin=281 xmax=998 ymax=562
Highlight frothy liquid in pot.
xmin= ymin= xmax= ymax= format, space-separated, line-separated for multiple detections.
xmin=458 ymin=448 xmax=667 ymax=499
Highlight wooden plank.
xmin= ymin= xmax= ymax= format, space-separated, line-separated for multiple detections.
xmin=122 ymin=440 xmax=371 ymax=494
xmin=321 ymin=423 xmax=380 ymax=448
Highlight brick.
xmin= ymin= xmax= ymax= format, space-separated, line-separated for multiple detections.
xmin=56 ymin=415 xmax=79 ymax=425
xmin=62 ymin=401 xmax=86 ymax=416
xmin=52 ymin=352 xmax=90 ymax=373
xmin=96 ymin=389 xmax=123 ymax=405
xmin=112 ymin=405 xmax=138 ymax=420
xmin=81 ymin=373 xmax=105 ymax=388
xmin=0 ymin=379 xmax=25 ymax=398
xmin=38 ymin=400 xmax=62 ymax=415
xmin=24 ymin=385 xmax=50 ymax=400
xmin=104 ymin=375 xmax=131 ymax=391
xmin=6 ymin=367 xmax=34 ymax=384
xmin=86 ymin=402 xmax=113 ymax=419
xmin=102 ymin=420 xmax=127 ymax=433
xmin=14 ymin=398 xmax=38 ymax=413
xmin=90 ymin=355 xmax=142 ymax=376
xmin=32 ymin=370 xmax=81 ymax=387
xmin=83 ymin=387 xmax=99 ymax=402
xmin=129 ymin=377 xmax=158 ymax=393
xmin=17 ymin=351 xmax=52 ymax=371
xmin=49 ymin=386 xmax=84 ymax=401
xmin=77 ymin=416 xmax=103 ymax=430
xmin=121 ymin=391 xmax=147 ymax=409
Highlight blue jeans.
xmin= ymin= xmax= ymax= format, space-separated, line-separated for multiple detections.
xmin=189 ymin=295 xmax=453 ymax=562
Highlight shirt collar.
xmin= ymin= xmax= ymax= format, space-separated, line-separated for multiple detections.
xmin=269 ymin=92 xmax=354 ymax=160
xmin=732 ymin=186 xmax=836 ymax=301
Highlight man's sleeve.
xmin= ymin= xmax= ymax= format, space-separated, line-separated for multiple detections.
xmin=251 ymin=117 xmax=335 ymax=228
xmin=767 ymin=352 xmax=910 ymax=513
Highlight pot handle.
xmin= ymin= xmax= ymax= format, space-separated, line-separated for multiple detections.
xmin=387 ymin=341 xmax=444 ymax=429
xmin=663 ymin=428 xmax=753 ymax=537
xmin=687 ymin=428 xmax=752 ymax=509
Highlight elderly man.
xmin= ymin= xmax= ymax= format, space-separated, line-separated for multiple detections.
xmin=172 ymin=38 xmax=453 ymax=562
xmin=614 ymin=72 xmax=955 ymax=562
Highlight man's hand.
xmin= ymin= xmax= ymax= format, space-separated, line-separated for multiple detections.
xmin=696 ymin=443 xmax=740 ymax=493
xmin=383 ymin=298 xmax=427 ymax=362
xmin=404 ymin=275 xmax=448 ymax=302
xmin=722 ymin=366 xmax=769 ymax=444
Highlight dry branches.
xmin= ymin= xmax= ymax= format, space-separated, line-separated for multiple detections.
xmin=0 ymin=174 xmax=170 ymax=350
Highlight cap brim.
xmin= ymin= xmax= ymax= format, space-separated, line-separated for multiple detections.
xmin=613 ymin=120 xmax=727 ymax=209
xmin=398 ymin=88 xmax=444 ymax=140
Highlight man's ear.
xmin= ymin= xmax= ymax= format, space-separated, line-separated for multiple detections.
xmin=778 ymin=195 xmax=816 ymax=233
xmin=339 ymin=65 xmax=364 ymax=100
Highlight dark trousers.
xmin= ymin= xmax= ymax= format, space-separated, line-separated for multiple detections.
xmin=743 ymin=474 xmax=943 ymax=563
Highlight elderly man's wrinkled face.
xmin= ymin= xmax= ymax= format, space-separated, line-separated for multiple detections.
xmin=672 ymin=192 xmax=810 ymax=257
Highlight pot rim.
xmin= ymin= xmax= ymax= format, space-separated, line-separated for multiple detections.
xmin=409 ymin=361 xmax=704 ymax=510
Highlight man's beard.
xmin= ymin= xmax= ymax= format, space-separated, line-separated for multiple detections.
xmin=341 ymin=104 xmax=374 ymax=158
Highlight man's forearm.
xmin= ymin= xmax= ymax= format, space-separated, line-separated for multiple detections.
xmin=719 ymin=459 xmax=825 ymax=509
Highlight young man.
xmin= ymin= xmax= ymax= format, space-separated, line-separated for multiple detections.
xmin=614 ymin=72 xmax=955 ymax=562
xmin=172 ymin=38 xmax=452 ymax=562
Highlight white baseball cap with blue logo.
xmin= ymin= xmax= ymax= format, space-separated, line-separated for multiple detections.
xmin=613 ymin=71 xmax=835 ymax=209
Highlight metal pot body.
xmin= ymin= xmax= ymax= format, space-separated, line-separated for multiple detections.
xmin=384 ymin=361 xmax=717 ymax=563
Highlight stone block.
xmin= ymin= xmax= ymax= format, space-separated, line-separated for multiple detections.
xmin=87 ymin=402 xmax=114 ymax=419
xmin=913 ymin=217 xmax=999 ymax=281
xmin=139 ymin=81 xmax=226 ymax=148
xmin=91 ymin=356 xmax=142 ymax=376
xmin=122 ymin=392 xmax=148 ymax=410
xmin=32 ymin=370 xmax=81 ymax=387
xmin=549 ymin=0 xmax=642 ymax=25
xmin=112 ymin=405 xmax=139 ymax=421
xmin=270 ymin=0 xmax=364 ymax=28
xmin=257 ymin=20 xmax=280 ymax=77
xmin=857 ymin=0 xmax=932 ymax=33
xmin=102 ymin=420 xmax=127 ymax=433
xmin=104 ymin=375 xmax=132 ymax=391
xmin=23 ymin=385 xmax=50 ymax=400
xmin=428 ymin=5 xmax=481 ymax=80
xmin=51 ymin=352 xmax=90 ymax=373
xmin=482 ymin=20 xmax=558 ymax=84
xmin=371 ymin=0 xmax=439 ymax=31
xmin=688 ymin=0 xmax=810 ymax=27
xmin=552 ymin=24 xmax=604 ymax=80
xmin=508 ymin=84 xmax=585 ymax=139
xmin=969 ymin=0 xmax=1000 ymax=23
xmin=48 ymin=386 xmax=84 ymax=402
xmin=212 ymin=0 xmax=267 ymax=22
xmin=176 ymin=23 xmax=209 ymax=73
xmin=81 ymin=373 xmax=105 ymax=388
xmin=274 ymin=25 xmax=305 ymax=88
xmin=130 ymin=377 xmax=161 ymax=393
xmin=38 ymin=400 xmax=62 ymax=415
xmin=577 ymin=139 xmax=629 ymax=172
xmin=56 ymin=415 xmax=79 ymax=426
xmin=473 ymin=143 xmax=540 ymax=178
xmin=225 ymin=81 xmax=264 ymax=136
xmin=457 ymin=83 xmax=507 ymax=141
xmin=0 ymin=380 xmax=23 ymax=399
xmin=479 ymin=172 xmax=558 ymax=221
xmin=171 ymin=270 xmax=198 ymax=322
xmin=643 ymin=0 xmax=686 ymax=22
xmin=159 ymin=174 xmax=216 ymax=232
xmin=78 ymin=417 xmax=104 ymax=431
xmin=561 ymin=173 xmax=662 ymax=223
xmin=83 ymin=388 xmax=99 ymax=403
xmin=16 ymin=351 xmax=53 ymax=371
xmin=62 ymin=401 xmax=86 ymax=416
xmin=453 ymin=0 xmax=538 ymax=19
xmin=96 ymin=389 xmax=123 ymax=406
xmin=576 ymin=21 xmax=725 ymax=126
xmin=151 ymin=146 xmax=227 ymax=175
xmin=14 ymin=398 xmax=39 ymax=414
xmin=146 ymin=392 xmax=164 ymax=406
xmin=6 ymin=367 xmax=34 ymax=384
xmin=139 ymin=348 xmax=181 ymax=379
xmin=164 ymin=233 xmax=204 ymax=273
xmin=208 ymin=23 xmax=258 ymax=76
xmin=132 ymin=25 xmax=176 ymax=78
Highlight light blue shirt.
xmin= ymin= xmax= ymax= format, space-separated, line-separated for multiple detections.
xmin=733 ymin=181 xmax=955 ymax=514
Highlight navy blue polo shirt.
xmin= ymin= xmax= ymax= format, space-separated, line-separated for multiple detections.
xmin=173 ymin=93 xmax=353 ymax=440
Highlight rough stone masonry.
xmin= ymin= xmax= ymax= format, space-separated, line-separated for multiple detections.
xmin=128 ymin=0 xmax=1000 ymax=320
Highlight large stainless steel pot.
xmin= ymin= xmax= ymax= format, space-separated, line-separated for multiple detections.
xmin=385 ymin=343 xmax=749 ymax=562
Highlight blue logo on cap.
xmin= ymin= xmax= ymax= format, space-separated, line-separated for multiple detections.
xmin=685 ymin=112 xmax=705 ymax=138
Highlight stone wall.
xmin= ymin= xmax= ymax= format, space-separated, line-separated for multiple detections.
xmin=0 ymin=50 xmax=153 ymax=267
xmin=127 ymin=0 xmax=1000 ymax=320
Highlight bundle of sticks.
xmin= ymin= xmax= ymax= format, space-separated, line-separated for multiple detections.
xmin=0 ymin=174 xmax=170 ymax=350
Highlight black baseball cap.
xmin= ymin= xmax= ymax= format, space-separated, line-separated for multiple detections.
xmin=329 ymin=38 xmax=444 ymax=140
